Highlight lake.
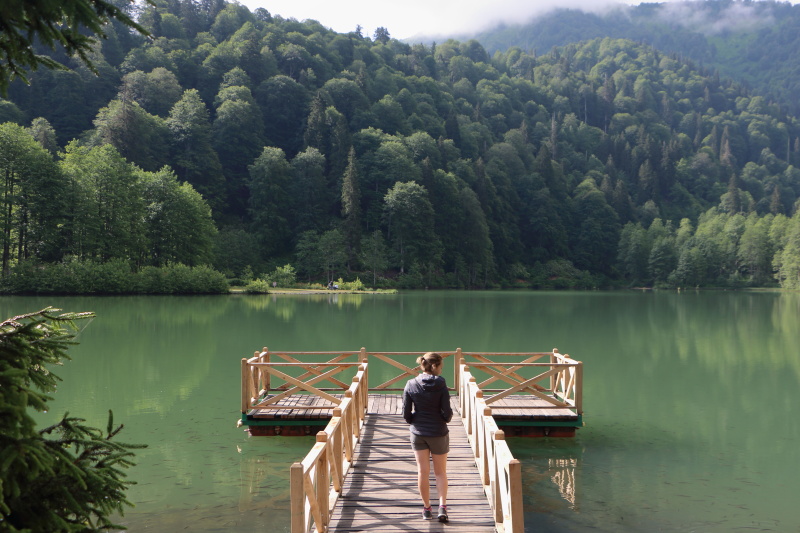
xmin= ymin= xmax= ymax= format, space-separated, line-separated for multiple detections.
xmin=2 ymin=290 xmax=798 ymax=532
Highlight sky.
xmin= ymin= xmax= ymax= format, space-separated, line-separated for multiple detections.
xmin=237 ymin=0 xmax=799 ymax=41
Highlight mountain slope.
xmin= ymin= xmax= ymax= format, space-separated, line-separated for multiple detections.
xmin=3 ymin=0 xmax=800 ymax=288
xmin=469 ymin=1 xmax=800 ymax=114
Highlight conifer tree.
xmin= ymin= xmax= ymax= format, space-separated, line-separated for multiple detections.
xmin=0 ymin=0 xmax=150 ymax=95
xmin=0 ymin=308 xmax=144 ymax=531
xmin=341 ymin=147 xmax=361 ymax=270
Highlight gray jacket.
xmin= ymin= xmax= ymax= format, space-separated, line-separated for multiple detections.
xmin=402 ymin=374 xmax=453 ymax=436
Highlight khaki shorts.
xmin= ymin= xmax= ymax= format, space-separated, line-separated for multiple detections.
xmin=410 ymin=433 xmax=449 ymax=455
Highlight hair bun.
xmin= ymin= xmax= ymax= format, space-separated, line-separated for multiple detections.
xmin=417 ymin=352 xmax=443 ymax=373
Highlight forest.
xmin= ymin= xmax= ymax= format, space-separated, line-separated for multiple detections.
xmin=472 ymin=1 xmax=800 ymax=116
xmin=3 ymin=0 xmax=800 ymax=291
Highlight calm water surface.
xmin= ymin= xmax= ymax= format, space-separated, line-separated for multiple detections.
xmin=2 ymin=291 xmax=798 ymax=532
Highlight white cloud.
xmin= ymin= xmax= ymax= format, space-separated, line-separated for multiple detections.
xmin=656 ymin=2 xmax=776 ymax=35
xmin=239 ymin=0 xmax=795 ymax=40
xmin=241 ymin=0 xmax=619 ymax=40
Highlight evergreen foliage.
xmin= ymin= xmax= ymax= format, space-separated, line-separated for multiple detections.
xmin=0 ymin=308 xmax=144 ymax=530
xmin=471 ymin=2 xmax=800 ymax=116
xmin=0 ymin=0 xmax=150 ymax=95
xmin=5 ymin=0 xmax=800 ymax=288
xmin=1 ymin=260 xmax=228 ymax=294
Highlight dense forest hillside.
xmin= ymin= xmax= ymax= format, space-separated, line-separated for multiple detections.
xmin=469 ymin=1 xmax=800 ymax=115
xmin=3 ymin=0 xmax=800 ymax=290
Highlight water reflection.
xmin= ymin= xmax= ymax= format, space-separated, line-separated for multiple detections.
xmin=239 ymin=292 xmax=373 ymax=320
xmin=550 ymin=458 xmax=578 ymax=508
xmin=237 ymin=439 xmax=300 ymax=518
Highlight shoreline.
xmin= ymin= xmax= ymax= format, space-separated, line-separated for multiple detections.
xmin=229 ymin=288 xmax=397 ymax=295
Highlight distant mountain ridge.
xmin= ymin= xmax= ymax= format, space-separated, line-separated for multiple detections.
xmin=458 ymin=1 xmax=800 ymax=114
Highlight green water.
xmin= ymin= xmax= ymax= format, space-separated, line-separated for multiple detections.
xmin=2 ymin=291 xmax=798 ymax=532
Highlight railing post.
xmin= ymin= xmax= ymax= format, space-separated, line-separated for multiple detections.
xmin=466 ymin=377 xmax=477 ymax=438
xmin=551 ymin=348 xmax=557 ymax=393
xmin=459 ymin=363 xmax=467 ymax=414
xmin=290 ymin=462 xmax=305 ymax=533
xmin=262 ymin=347 xmax=270 ymax=393
xmin=345 ymin=389 xmax=359 ymax=441
xmin=492 ymin=430 xmax=505 ymax=523
xmin=360 ymin=348 xmax=367 ymax=375
xmin=316 ymin=432 xmax=329 ymax=529
xmin=454 ymin=347 xmax=462 ymax=391
xmin=241 ymin=358 xmax=249 ymax=413
xmin=332 ymin=407 xmax=343 ymax=492
xmin=250 ymin=351 xmax=259 ymax=399
xmin=575 ymin=360 xmax=583 ymax=415
xmin=481 ymin=407 xmax=492 ymax=484
xmin=360 ymin=347 xmax=368 ymax=409
xmin=508 ymin=458 xmax=524 ymax=533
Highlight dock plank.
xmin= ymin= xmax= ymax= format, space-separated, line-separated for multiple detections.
xmin=247 ymin=391 xmax=577 ymax=424
xmin=325 ymin=395 xmax=496 ymax=533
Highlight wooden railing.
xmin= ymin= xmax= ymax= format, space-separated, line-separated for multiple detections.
xmin=242 ymin=349 xmax=464 ymax=416
xmin=459 ymin=360 xmax=524 ymax=533
xmin=362 ymin=349 xmax=462 ymax=392
xmin=290 ymin=362 xmax=368 ymax=533
xmin=460 ymin=349 xmax=583 ymax=416
xmin=241 ymin=348 xmax=364 ymax=414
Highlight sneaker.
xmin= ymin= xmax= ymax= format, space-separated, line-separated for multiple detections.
xmin=438 ymin=505 xmax=448 ymax=523
xmin=422 ymin=506 xmax=433 ymax=520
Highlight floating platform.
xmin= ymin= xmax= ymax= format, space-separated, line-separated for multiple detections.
xmin=242 ymin=392 xmax=581 ymax=437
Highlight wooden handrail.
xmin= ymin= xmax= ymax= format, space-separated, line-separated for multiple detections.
xmin=360 ymin=350 xmax=460 ymax=390
xmin=290 ymin=363 xmax=368 ymax=533
xmin=459 ymin=360 xmax=524 ymax=533
xmin=241 ymin=349 xmax=362 ymax=413
xmin=461 ymin=349 xmax=583 ymax=416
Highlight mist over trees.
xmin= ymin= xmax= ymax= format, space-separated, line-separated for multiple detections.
xmin=470 ymin=1 xmax=800 ymax=116
xmin=4 ymin=0 xmax=800 ymax=289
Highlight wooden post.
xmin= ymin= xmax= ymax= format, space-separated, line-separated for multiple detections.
xmin=360 ymin=347 xmax=367 ymax=374
xmin=240 ymin=358 xmax=249 ymax=413
xmin=466 ymin=377 xmax=477 ymax=437
xmin=263 ymin=347 xmax=270 ymax=393
xmin=481 ymin=407 xmax=492 ymax=484
xmin=251 ymin=351 xmax=260 ymax=398
xmin=290 ymin=462 xmax=305 ymax=533
xmin=332 ymin=408 xmax=343 ymax=492
xmin=343 ymin=402 xmax=354 ymax=463
xmin=508 ymin=458 xmax=524 ymax=533
xmin=459 ymin=363 xmax=468 ymax=414
xmin=492 ymin=430 xmax=505 ymax=522
xmin=316 ymin=432 xmax=329 ymax=528
xmin=454 ymin=348 xmax=462 ymax=390
xmin=575 ymin=360 xmax=583 ymax=415
xmin=360 ymin=347 xmax=368 ymax=410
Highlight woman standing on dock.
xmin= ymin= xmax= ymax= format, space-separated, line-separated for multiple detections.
xmin=402 ymin=352 xmax=453 ymax=522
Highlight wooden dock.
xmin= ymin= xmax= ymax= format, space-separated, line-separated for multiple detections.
xmin=240 ymin=348 xmax=584 ymax=533
xmin=327 ymin=394 xmax=496 ymax=532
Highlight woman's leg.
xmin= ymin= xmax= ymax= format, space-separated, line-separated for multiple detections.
xmin=414 ymin=448 xmax=431 ymax=507
xmin=431 ymin=452 xmax=448 ymax=506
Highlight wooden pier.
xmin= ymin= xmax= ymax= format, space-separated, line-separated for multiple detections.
xmin=326 ymin=394 xmax=496 ymax=531
xmin=239 ymin=349 xmax=584 ymax=532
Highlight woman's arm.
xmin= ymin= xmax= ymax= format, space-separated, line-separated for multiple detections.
xmin=440 ymin=382 xmax=453 ymax=423
xmin=402 ymin=383 xmax=414 ymax=424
